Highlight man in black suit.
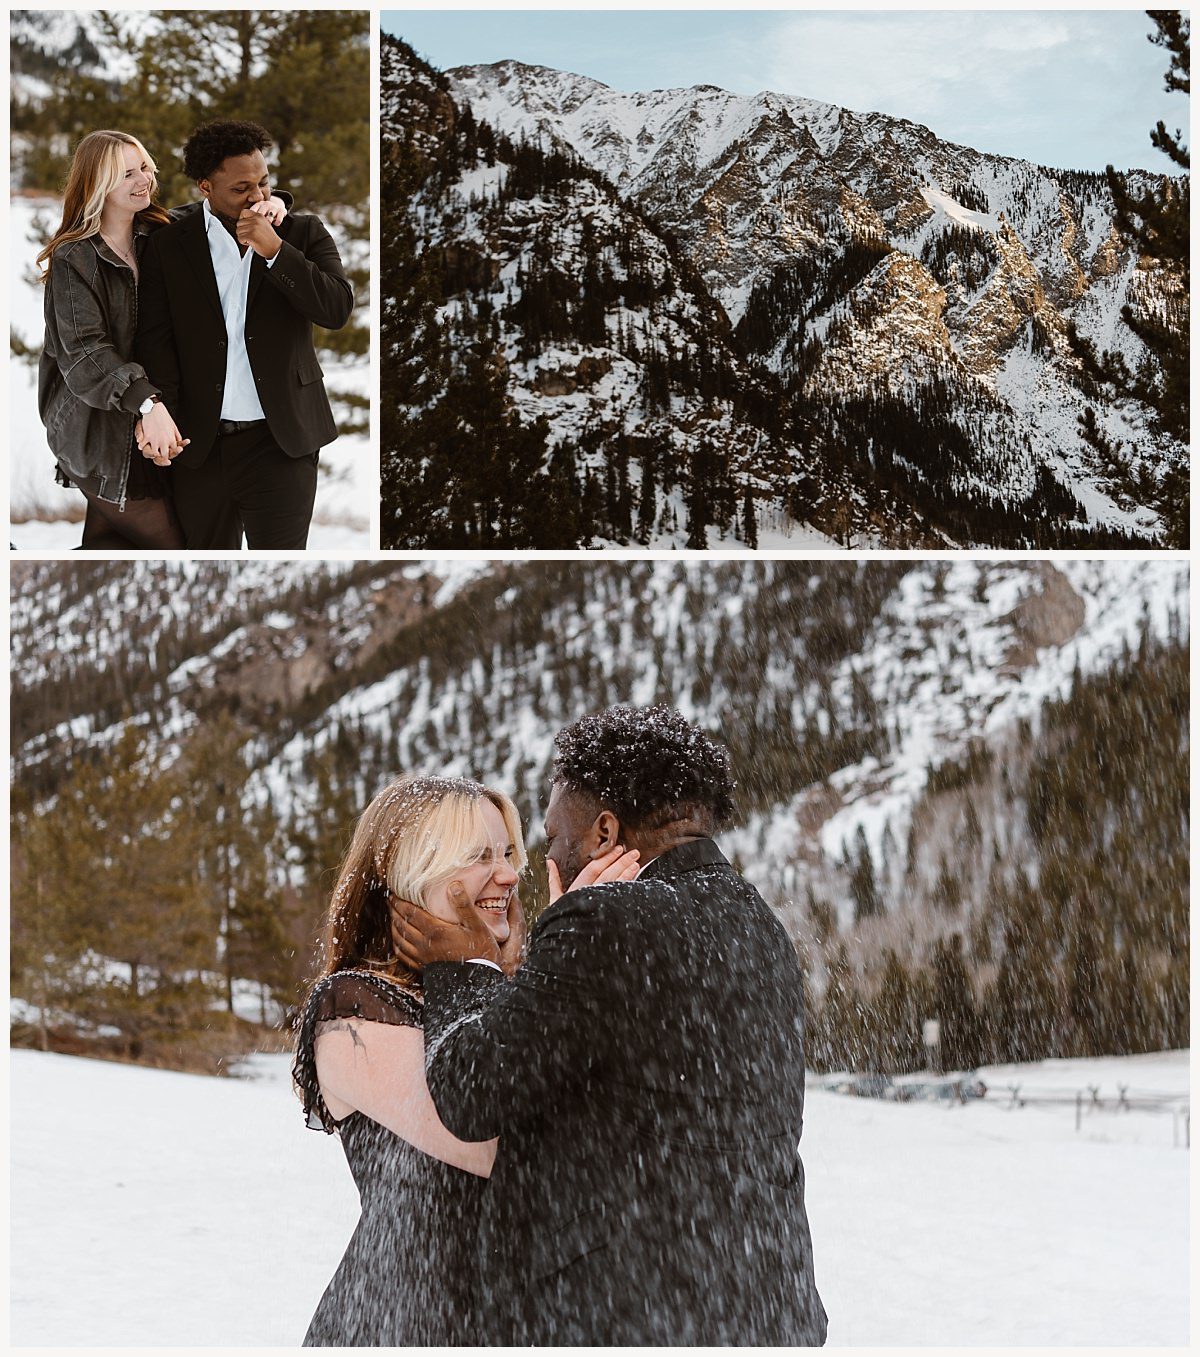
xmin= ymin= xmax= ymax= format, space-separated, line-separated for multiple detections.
xmin=392 ymin=705 xmax=827 ymax=1345
xmin=134 ymin=120 xmax=354 ymax=548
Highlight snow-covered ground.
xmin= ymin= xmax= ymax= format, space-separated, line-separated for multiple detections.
xmin=9 ymin=197 xmax=372 ymax=550
xmin=10 ymin=1047 xmax=1188 ymax=1345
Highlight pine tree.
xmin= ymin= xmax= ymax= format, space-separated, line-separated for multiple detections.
xmin=10 ymin=785 xmax=88 ymax=1050
xmin=48 ymin=727 xmax=218 ymax=1055
xmin=742 ymin=484 xmax=759 ymax=549
xmin=850 ymin=825 xmax=881 ymax=922
xmin=16 ymin=11 xmax=369 ymax=213
xmin=291 ymin=743 xmax=365 ymax=963
xmin=182 ymin=716 xmax=295 ymax=1016
xmin=929 ymin=934 xmax=980 ymax=1071
xmin=1078 ymin=11 xmax=1190 ymax=543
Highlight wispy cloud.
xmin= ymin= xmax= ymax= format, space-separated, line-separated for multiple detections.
xmin=384 ymin=9 xmax=1186 ymax=172
xmin=743 ymin=11 xmax=1178 ymax=170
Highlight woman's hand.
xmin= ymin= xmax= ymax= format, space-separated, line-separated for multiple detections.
xmin=546 ymin=846 xmax=641 ymax=905
xmin=138 ymin=401 xmax=189 ymax=463
xmin=249 ymin=195 xmax=288 ymax=226
xmin=134 ymin=419 xmax=188 ymax=465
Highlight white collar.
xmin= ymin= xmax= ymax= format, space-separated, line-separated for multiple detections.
xmin=202 ymin=199 xmax=238 ymax=242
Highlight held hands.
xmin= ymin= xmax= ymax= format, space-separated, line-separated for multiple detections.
xmin=136 ymin=402 xmax=189 ymax=464
xmin=546 ymin=846 xmax=641 ymax=905
xmin=249 ymin=196 xmax=288 ymax=227
xmin=237 ymin=208 xmax=282 ymax=259
xmin=390 ymin=883 xmax=526 ymax=975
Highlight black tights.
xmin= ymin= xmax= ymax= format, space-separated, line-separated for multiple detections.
xmin=77 ymin=486 xmax=186 ymax=550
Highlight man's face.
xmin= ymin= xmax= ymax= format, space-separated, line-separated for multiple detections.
xmin=544 ymin=783 xmax=603 ymax=891
xmin=201 ymin=149 xmax=271 ymax=220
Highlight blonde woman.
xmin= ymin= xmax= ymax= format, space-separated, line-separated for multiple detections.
xmin=36 ymin=130 xmax=284 ymax=547
xmin=292 ymin=775 xmax=637 ymax=1347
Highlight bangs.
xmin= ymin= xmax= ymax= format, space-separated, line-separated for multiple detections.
xmin=385 ymin=785 xmax=527 ymax=904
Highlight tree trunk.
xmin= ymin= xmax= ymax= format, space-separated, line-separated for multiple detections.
xmin=237 ymin=13 xmax=254 ymax=85
xmin=38 ymin=967 xmax=50 ymax=1052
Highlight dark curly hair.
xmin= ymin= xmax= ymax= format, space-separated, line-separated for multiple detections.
xmin=182 ymin=120 xmax=273 ymax=181
xmin=551 ymin=705 xmax=735 ymax=832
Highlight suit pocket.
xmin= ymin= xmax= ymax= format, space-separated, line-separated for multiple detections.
xmin=527 ymin=1202 xmax=613 ymax=1282
xmin=297 ymin=359 xmax=324 ymax=386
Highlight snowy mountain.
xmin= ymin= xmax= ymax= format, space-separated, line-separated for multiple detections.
xmin=380 ymin=36 xmax=1185 ymax=548
xmin=11 ymin=557 xmax=1186 ymax=920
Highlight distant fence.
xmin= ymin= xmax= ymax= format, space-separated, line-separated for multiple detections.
xmin=813 ymin=1071 xmax=1190 ymax=1146
xmin=999 ymin=1082 xmax=1190 ymax=1146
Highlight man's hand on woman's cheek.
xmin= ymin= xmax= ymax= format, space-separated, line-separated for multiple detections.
xmin=389 ymin=882 xmax=502 ymax=969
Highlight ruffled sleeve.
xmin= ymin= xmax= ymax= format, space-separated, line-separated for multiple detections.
xmin=292 ymin=970 xmax=423 ymax=1133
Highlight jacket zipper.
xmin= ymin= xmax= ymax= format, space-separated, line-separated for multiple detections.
xmin=119 ymin=256 xmax=138 ymax=512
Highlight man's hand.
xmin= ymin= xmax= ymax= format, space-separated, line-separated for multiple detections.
xmin=135 ymin=420 xmax=187 ymax=465
xmin=250 ymin=196 xmax=288 ymax=226
xmin=390 ymin=881 xmax=500 ymax=970
xmin=546 ymin=846 xmax=641 ymax=905
xmin=237 ymin=209 xmax=282 ymax=260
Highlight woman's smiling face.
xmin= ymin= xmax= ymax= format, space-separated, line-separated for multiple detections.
xmin=107 ymin=143 xmax=152 ymax=215
xmin=425 ymin=797 xmax=519 ymax=945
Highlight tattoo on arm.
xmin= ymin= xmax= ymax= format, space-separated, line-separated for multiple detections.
xmin=320 ymin=1018 xmax=367 ymax=1052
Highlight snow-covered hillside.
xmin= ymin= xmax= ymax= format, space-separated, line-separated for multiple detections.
xmin=722 ymin=558 xmax=1189 ymax=914
xmin=10 ymin=558 xmax=1188 ymax=922
xmin=451 ymin=61 xmax=1180 ymax=538
xmin=9 ymin=1048 xmax=1188 ymax=1345
xmin=247 ymin=558 xmax=1185 ymax=915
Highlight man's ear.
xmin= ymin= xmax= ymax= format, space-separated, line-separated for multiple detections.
xmin=591 ymin=810 xmax=622 ymax=856
xmin=197 ymin=179 xmax=210 ymax=198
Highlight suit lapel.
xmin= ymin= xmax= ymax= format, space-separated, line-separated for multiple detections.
xmin=179 ymin=207 xmax=225 ymax=326
xmin=246 ymin=250 xmax=268 ymax=311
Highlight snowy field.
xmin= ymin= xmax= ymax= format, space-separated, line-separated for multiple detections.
xmin=10 ymin=1048 xmax=1188 ymax=1346
xmin=9 ymin=197 xmax=372 ymax=551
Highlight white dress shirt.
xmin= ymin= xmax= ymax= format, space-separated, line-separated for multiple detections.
xmin=203 ymin=199 xmax=276 ymax=421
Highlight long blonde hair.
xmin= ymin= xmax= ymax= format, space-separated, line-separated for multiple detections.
xmin=315 ymin=775 xmax=527 ymax=991
xmin=37 ymin=130 xmax=171 ymax=280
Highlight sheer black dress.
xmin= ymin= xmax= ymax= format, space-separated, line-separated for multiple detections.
xmin=293 ymin=971 xmax=487 ymax=1347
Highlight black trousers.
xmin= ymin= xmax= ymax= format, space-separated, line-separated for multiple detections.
xmin=172 ymin=423 xmax=319 ymax=549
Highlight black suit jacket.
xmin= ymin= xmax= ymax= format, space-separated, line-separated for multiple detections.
xmin=422 ymin=838 xmax=828 ymax=1345
xmin=133 ymin=204 xmax=354 ymax=464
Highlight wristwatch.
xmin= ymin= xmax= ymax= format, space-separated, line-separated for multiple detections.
xmin=138 ymin=395 xmax=161 ymax=416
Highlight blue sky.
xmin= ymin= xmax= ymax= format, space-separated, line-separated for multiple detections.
xmin=381 ymin=9 xmax=1187 ymax=172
